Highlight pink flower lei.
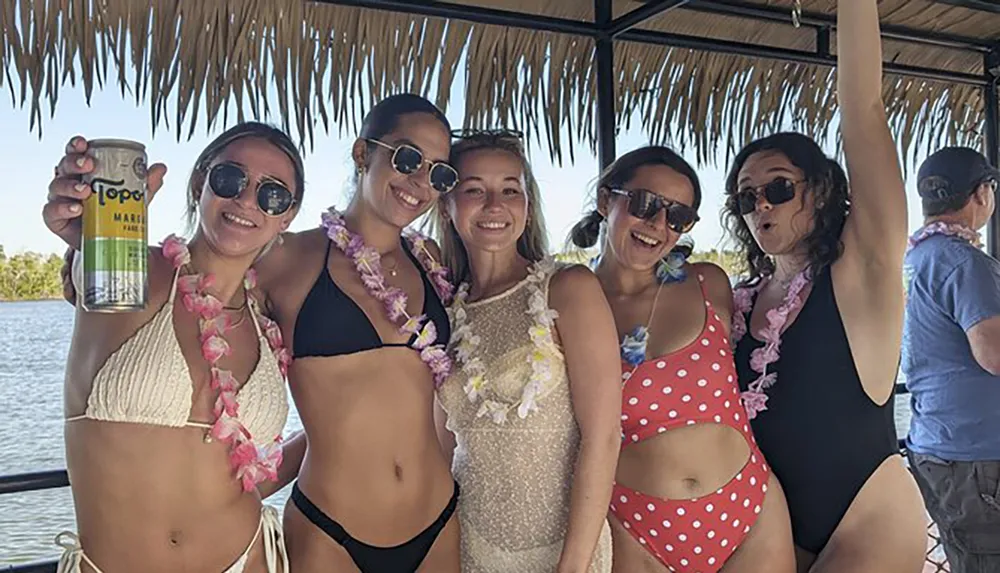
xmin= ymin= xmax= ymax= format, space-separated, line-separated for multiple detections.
xmin=319 ymin=207 xmax=453 ymax=386
xmin=161 ymin=234 xmax=290 ymax=492
xmin=907 ymin=221 xmax=982 ymax=251
xmin=730 ymin=268 xmax=812 ymax=420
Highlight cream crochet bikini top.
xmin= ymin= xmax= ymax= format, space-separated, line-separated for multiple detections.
xmin=66 ymin=266 xmax=289 ymax=445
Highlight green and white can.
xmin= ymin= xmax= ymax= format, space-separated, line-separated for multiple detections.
xmin=81 ymin=139 xmax=149 ymax=312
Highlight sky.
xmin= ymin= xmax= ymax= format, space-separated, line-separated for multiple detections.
xmin=0 ymin=69 xmax=935 ymax=258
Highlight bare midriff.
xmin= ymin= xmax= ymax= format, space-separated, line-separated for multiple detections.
xmin=64 ymin=422 xmax=269 ymax=573
xmin=615 ymin=423 xmax=751 ymax=500
xmin=289 ymin=347 xmax=455 ymax=545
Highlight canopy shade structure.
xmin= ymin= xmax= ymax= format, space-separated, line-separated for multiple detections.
xmin=2 ymin=1 xmax=998 ymax=162
xmin=3 ymin=0 xmax=1000 ymax=246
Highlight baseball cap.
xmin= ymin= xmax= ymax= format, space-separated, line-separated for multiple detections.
xmin=917 ymin=146 xmax=1000 ymax=200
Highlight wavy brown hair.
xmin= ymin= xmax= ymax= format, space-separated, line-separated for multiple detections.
xmin=722 ymin=132 xmax=850 ymax=286
xmin=429 ymin=132 xmax=548 ymax=285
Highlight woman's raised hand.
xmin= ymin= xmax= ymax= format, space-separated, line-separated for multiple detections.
xmin=42 ymin=136 xmax=167 ymax=250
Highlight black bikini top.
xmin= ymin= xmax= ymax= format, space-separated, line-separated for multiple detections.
xmin=292 ymin=237 xmax=452 ymax=359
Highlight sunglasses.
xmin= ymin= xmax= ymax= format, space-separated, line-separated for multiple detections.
xmin=450 ymin=128 xmax=524 ymax=140
xmin=366 ymin=139 xmax=459 ymax=194
xmin=609 ymin=188 xmax=699 ymax=234
xmin=731 ymin=177 xmax=802 ymax=215
xmin=208 ymin=162 xmax=296 ymax=217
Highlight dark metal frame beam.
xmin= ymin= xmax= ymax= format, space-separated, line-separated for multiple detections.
xmin=596 ymin=0 xmax=617 ymax=168
xmin=310 ymin=0 xmax=992 ymax=88
xmin=936 ymin=0 xmax=1000 ymax=15
xmin=310 ymin=0 xmax=996 ymax=58
xmin=310 ymin=0 xmax=598 ymax=36
xmin=985 ymin=49 xmax=1000 ymax=255
xmin=687 ymin=0 xmax=995 ymax=53
xmin=608 ymin=0 xmax=692 ymax=38
xmin=620 ymin=28 xmax=990 ymax=86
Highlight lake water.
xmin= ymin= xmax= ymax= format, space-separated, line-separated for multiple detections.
xmin=0 ymin=300 xmax=915 ymax=566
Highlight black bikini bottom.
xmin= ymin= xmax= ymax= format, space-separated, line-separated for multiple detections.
xmin=291 ymin=480 xmax=459 ymax=572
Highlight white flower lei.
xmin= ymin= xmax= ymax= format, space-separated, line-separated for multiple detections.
xmin=448 ymin=257 xmax=561 ymax=424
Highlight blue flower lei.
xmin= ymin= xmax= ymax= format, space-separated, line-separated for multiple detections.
xmin=619 ymin=236 xmax=694 ymax=367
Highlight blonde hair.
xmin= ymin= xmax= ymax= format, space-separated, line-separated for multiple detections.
xmin=429 ymin=133 xmax=549 ymax=285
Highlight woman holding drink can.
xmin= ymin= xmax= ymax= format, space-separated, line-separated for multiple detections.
xmin=43 ymin=123 xmax=307 ymax=573
xmin=48 ymin=95 xmax=463 ymax=573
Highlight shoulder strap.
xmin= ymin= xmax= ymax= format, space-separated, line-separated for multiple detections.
xmin=246 ymin=295 xmax=266 ymax=338
xmin=696 ymin=272 xmax=711 ymax=306
xmin=166 ymin=266 xmax=184 ymax=305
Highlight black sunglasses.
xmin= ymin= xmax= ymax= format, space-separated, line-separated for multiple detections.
xmin=367 ymin=139 xmax=459 ymax=194
xmin=609 ymin=188 xmax=699 ymax=234
xmin=208 ymin=162 xmax=296 ymax=217
xmin=731 ymin=177 xmax=802 ymax=215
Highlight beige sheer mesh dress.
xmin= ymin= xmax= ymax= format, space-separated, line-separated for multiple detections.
xmin=438 ymin=258 xmax=612 ymax=573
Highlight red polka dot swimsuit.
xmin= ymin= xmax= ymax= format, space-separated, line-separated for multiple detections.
xmin=609 ymin=274 xmax=770 ymax=573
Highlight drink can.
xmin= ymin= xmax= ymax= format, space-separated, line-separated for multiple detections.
xmin=81 ymin=139 xmax=149 ymax=312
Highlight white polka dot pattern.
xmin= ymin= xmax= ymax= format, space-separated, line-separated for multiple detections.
xmin=610 ymin=448 xmax=771 ymax=573
xmin=611 ymin=275 xmax=772 ymax=572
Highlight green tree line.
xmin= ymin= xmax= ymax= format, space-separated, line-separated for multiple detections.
xmin=555 ymin=248 xmax=746 ymax=278
xmin=0 ymin=246 xmax=66 ymax=301
xmin=0 ymin=244 xmax=747 ymax=302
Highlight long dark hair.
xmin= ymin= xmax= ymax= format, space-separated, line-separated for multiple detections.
xmin=722 ymin=132 xmax=850 ymax=286
xmin=430 ymin=132 xmax=548 ymax=285
xmin=569 ymin=145 xmax=702 ymax=254
xmin=186 ymin=121 xmax=305 ymax=231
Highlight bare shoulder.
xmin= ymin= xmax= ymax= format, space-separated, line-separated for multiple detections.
xmin=255 ymin=228 xmax=322 ymax=287
xmin=690 ymin=262 xmax=733 ymax=315
xmin=549 ymin=262 xmax=606 ymax=313
xmin=146 ymin=246 xmax=176 ymax=303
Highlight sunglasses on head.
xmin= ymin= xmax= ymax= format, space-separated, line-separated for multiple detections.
xmin=731 ymin=177 xmax=802 ymax=215
xmin=450 ymin=128 xmax=525 ymax=140
xmin=208 ymin=162 xmax=296 ymax=217
xmin=366 ymin=138 xmax=459 ymax=194
xmin=609 ymin=188 xmax=699 ymax=234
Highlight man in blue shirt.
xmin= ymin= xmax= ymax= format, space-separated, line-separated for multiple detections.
xmin=903 ymin=146 xmax=1000 ymax=573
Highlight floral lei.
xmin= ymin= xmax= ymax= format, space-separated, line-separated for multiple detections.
xmin=319 ymin=207 xmax=453 ymax=386
xmin=907 ymin=221 xmax=982 ymax=251
xmin=449 ymin=257 xmax=560 ymax=424
xmin=616 ymin=238 xmax=694 ymax=367
xmin=161 ymin=235 xmax=290 ymax=492
xmin=729 ymin=269 xmax=811 ymax=420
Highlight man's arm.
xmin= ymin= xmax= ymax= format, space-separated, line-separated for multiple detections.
xmin=943 ymin=251 xmax=1000 ymax=376
xmin=967 ymin=318 xmax=1000 ymax=375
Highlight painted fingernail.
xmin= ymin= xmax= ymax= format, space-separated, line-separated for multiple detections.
xmin=76 ymin=157 xmax=87 ymax=168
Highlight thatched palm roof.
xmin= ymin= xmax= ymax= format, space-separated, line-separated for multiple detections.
xmin=3 ymin=0 xmax=999 ymax=165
